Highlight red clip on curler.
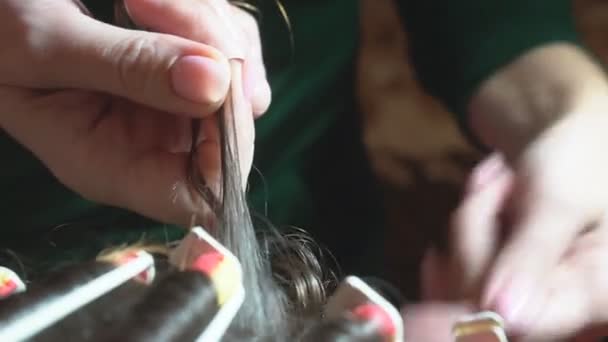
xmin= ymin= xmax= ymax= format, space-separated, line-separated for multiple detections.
xmin=0 ymin=267 xmax=25 ymax=299
xmin=324 ymin=276 xmax=404 ymax=342
xmin=169 ymin=226 xmax=245 ymax=342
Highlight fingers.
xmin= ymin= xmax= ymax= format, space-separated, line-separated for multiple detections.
xmin=230 ymin=6 xmax=272 ymax=116
xmin=402 ymin=303 xmax=474 ymax=342
xmin=513 ymin=230 xmax=608 ymax=341
xmin=125 ymin=0 xmax=271 ymax=116
xmin=484 ymin=118 xmax=608 ymax=328
xmin=450 ymin=157 xmax=514 ymax=298
xmin=120 ymin=150 xmax=216 ymax=227
xmin=481 ymin=185 xmax=590 ymax=328
xmin=513 ymin=270 xmax=586 ymax=341
xmin=190 ymin=62 xmax=255 ymax=194
xmin=66 ymin=15 xmax=232 ymax=116
xmin=124 ymin=0 xmax=244 ymax=59
xmin=0 ymin=1 xmax=231 ymax=117
xmin=465 ymin=153 xmax=507 ymax=194
xmin=226 ymin=61 xmax=255 ymax=187
xmin=452 ymin=155 xmax=608 ymax=340
xmin=0 ymin=83 xmax=213 ymax=227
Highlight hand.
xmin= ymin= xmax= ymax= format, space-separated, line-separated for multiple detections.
xmin=401 ymin=246 xmax=474 ymax=342
xmin=440 ymin=43 xmax=608 ymax=339
xmin=0 ymin=0 xmax=270 ymax=226
xmin=404 ymin=157 xmax=608 ymax=341
xmin=452 ymin=151 xmax=608 ymax=341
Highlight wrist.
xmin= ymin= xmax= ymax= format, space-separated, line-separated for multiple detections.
xmin=468 ymin=43 xmax=608 ymax=161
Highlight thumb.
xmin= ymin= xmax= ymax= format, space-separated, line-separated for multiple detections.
xmin=31 ymin=13 xmax=231 ymax=116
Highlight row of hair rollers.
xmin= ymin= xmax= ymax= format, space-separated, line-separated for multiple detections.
xmin=0 ymin=227 xmax=246 ymax=342
xmin=304 ymin=277 xmax=508 ymax=342
xmin=0 ymin=248 xmax=156 ymax=341
xmin=299 ymin=275 xmax=404 ymax=342
xmin=0 ymin=227 xmax=508 ymax=342
xmin=0 ymin=229 xmax=399 ymax=342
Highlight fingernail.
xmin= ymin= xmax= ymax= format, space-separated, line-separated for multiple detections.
xmin=171 ymin=55 xmax=229 ymax=105
xmin=467 ymin=154 xmax=505 ymax=193
xmin=492 ymin=281 xmax=533 ymax=331
xmin=351 ymin=303 xmax=397 ymax=337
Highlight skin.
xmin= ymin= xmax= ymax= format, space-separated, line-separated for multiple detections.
xmin=2 ymin=1 xmax=607 ymax=339
xmin=0 ymin=0 xmax=270 ymax=227
xmin=411 ymin=43 xmax=608 ymax=341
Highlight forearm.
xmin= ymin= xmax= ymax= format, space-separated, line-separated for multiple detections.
xmin=395 ymin=0 xmax=581 ymax=148
xmin=468 ymin=43 xmax=608 ymax=160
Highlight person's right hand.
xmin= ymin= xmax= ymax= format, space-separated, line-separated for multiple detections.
xmin=0 ymin=0 xmax=270 ymax=226
xmin=401 ymin=153 xmax=608 ymax=341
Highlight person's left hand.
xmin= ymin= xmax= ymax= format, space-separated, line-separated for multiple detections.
xmin=0 ymin=0 xmax=269 ymax=227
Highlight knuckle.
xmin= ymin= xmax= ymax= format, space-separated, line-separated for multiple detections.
xmin=111 ymin=35 xmax=163 ymax=94
xmin=230 ymin=5 xmax=260 ymax=38
xmin=240 ymin=11 xmax=259 ymax=35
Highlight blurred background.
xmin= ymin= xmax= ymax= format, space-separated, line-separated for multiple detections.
xmin=357 ymin=0 xmax=608 ymax=299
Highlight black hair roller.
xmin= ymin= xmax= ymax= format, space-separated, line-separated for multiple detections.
xmin=0 ymin=250 xmax=154 ymax=341
xmin=298 ymin=318 xmax=384 ymax=342
xmin=30 ymin=252 xmax=159 ymax=342
xmin=30 ymin=280 xmax=146 ymax=342
xmin=99 ymin=247 xmax=241 ymax=342
xmin=98 ymin=269 xmax=219 ymax=342
xmin=314 ymin=276 xmax=404 ymax=342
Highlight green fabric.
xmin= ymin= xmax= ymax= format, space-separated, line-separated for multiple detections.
xmin=395 ymin=0 xmax=581 ymax=144
xmin=0 ymin=0 xmax=584 ymax=279
xmin=250 ymin=0 xmax=359 ymax=225
xmin=0 ymin=0 xmax=387 ymax=278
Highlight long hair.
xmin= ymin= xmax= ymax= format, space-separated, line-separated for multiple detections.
xmin=187 ymin=63 xmax=330 ymax=339
xmin=109 ymin=2 xmax=337 ymax=339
